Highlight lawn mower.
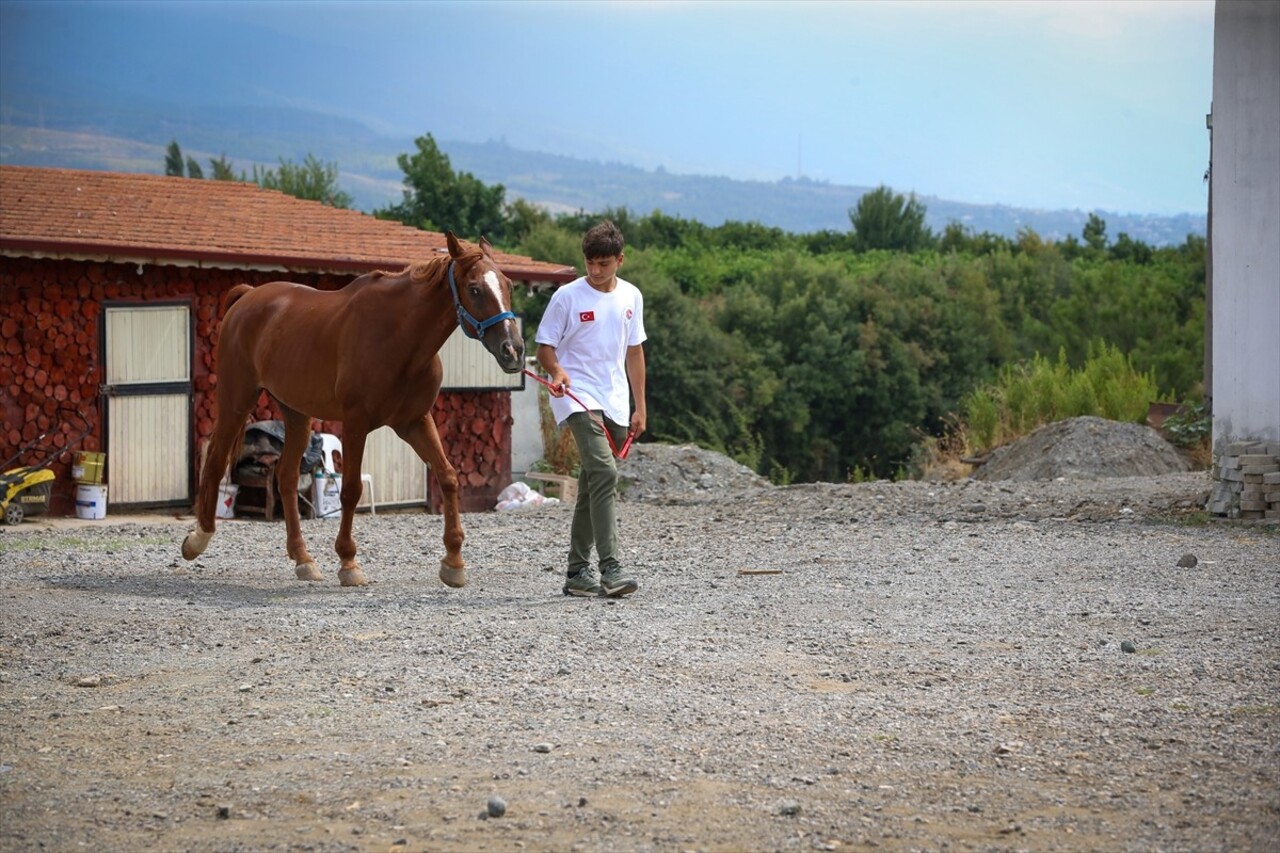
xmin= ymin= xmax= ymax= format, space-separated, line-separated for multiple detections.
xmin=1 ymin=412 xmax=92 ymax=525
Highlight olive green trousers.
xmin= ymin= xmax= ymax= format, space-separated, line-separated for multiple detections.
xmin=565 ymin=411 xmax=629 ymax=574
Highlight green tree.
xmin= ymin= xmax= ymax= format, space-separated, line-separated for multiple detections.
xmin=556 ymin=206 xmax=635 ymax=242
xmin=938 ymin=222 xmax=972 ymax=254
xmin=252 ymin=154 xmax=352 ymax=208
xmin=503 ymin=198 xmax=552 ymax=245
xmin=1109 ymin=232 xmax=1154 ymax=264
xmin=1082 ymin=213 xmax=1108 ymax=251
xmin=708 ymin=219 xmax=790 ymax=252
xmin=209 ymin=154 xmax=239 ymax=181
xmin=632 ymin=210 xmax=701 ymax=250
xmin=515 ymin=221 xmax=582 ymax=270
xmin=849 ymin=185 xmax=933 ymax=252
xmin=378 ymin=133 xmax=506 ymax=238
xmin=717 ymin=252 xmax=929 ymax=480
xmin=802 ymin=228 xmax=852 ymax=254
xmin=164 ymin=141 xmax=206 ymax=179
xmin=165 ymin=141 xmax=184 ymax=177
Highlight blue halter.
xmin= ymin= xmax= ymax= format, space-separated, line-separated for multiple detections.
xmin=448 ymin=261 xmax=516 ymax=340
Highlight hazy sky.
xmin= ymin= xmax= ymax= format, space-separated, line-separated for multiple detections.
xmin=3 ymin=0 xmax=1216 ymax=215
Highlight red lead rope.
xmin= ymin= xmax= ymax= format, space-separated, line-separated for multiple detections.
xmin=523 ymin=368 xmax=634 ymax=460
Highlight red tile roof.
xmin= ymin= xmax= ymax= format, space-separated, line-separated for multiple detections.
xmin=0 ymin=166 xmax=577 ymax=282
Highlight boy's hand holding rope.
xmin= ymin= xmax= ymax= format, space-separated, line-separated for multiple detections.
xmin=523 ymin=369 xmax=635 ymax=460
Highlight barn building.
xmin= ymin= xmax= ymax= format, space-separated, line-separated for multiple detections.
xmin=0 ymin=165 xmax=576 ymax=518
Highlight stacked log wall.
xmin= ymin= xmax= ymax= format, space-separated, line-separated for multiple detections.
xmin=430 ymin=391 xmax=513 ymax=513
xmin=1 ymin=256 xmax=511 ymax=517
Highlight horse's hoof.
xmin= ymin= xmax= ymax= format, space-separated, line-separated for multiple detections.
xmin=295 ymin=562 xmax=324 ymax=582
xmin=338 ymin=567 xmax=368 ymax=587
xmin=181 ymin=528 xmax=213 ymax=561
xmin=439 ymin=561 xmax=467 ymax=588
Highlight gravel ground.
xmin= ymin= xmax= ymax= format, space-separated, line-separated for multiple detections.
xmin=1 ymin=446 xmax=1277 ymax=852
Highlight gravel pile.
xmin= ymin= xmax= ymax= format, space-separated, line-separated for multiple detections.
xmin=1 ymin=441 xmax=1277 ymax=852
xmin=617 ymin=442 xmax=771 ymax=503
xmin=974 ymin=416 xmax=1191 ymax=482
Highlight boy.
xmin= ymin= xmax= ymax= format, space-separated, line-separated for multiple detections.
xmin=535 ymin=220 xmax=647 ymax=598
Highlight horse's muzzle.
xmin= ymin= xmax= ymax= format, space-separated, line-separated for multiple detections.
xmin=493 ymin=338 xmax=525 ymax=373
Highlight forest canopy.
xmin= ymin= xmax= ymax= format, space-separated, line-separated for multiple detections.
xmin=388 ymin=152 xmax=1207 ymax=483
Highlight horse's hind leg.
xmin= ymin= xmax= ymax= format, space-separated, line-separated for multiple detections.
xmin=395 ymin=415 xmax=466 ymax=588
xmin=183 ymin=386 xmax=255 ymax=560
xmin=277 ymin=405 xmax=322 ymax=581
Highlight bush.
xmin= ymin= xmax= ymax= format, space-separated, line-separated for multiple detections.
xmin=1162 ymin=400 xmax=1211 ymax=449
xmin=959 ymin=343 xmax=1159 ymax=454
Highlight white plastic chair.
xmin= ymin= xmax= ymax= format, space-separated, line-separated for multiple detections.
xmin=316 ymin=433 xmax=376 ymax=514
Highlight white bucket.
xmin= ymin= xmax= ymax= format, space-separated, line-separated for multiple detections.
xmin=313 ymin=474 xmax=343 ymax=519
xmin=216 ymin=483 xmax=239 ymax=520
xmin=74 ymin=484 xmax=108 ymax=520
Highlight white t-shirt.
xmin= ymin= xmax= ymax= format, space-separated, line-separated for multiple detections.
xmin=535 ymin=276 xmax=647 ymax=426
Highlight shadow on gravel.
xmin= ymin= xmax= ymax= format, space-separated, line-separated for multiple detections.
xmin=40 ymin=572 xmax=346 ymax=608
xmin=38 ymin=571 xmax=577 ymax=614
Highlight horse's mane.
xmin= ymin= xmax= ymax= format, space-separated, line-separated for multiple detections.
xmin=370 ymin=246 xmax=485 ymax=285
xmin=404 ymin=256 xmax=448 ymax=282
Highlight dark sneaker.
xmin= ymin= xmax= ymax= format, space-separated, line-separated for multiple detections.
xmin=600 ymin=565 xmax=638 ymax=598
xmin=563 ymin=568 xmax=601 ymax=597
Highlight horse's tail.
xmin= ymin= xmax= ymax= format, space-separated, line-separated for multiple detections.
xmin=222 ymin=283 xmax=253 ymax=315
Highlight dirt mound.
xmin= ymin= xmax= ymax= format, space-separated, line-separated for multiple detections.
xmin=973 ymin=415 xmax=1191 ymax=482
xmin=617 ymin=442 xmax=770 ymax=502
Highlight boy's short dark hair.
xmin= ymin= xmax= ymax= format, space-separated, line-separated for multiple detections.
xmin=582 ymin=220 xmax=625 ymax=259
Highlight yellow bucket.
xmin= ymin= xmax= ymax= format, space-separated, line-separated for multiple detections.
xmin=72 ymin=451 xmax=106 ymax=484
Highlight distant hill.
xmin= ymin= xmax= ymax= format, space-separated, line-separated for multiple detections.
xmin=444 ymin=139 xmax=1206 ymax=246
xmin=0 ymin=110 xmax=1205 ymax=247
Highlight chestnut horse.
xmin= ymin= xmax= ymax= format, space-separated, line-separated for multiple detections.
xmin=181 ymin=233 xmax=523 ymax=587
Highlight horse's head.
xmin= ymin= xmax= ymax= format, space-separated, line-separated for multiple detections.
xmin=446 ymin=232 xmax=525 ymax=373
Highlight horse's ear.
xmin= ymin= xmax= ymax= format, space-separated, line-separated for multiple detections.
xmin=479 ymin=235 xmax=494 ymax=257
xmin=446 ymin=231 xmax=462 ymax=258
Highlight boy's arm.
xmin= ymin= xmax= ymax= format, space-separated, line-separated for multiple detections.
xmin=536 ymin=343 xmax=569 ymax=397
xmin=626 ymin=343 xmax=646 ymax=436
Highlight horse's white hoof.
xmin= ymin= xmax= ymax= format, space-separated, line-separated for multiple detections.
xmin=181 ymin=527 xmax=213 ymax=561
xmin=338 ymin=567 xmax=368 ymax=587
xmin=439 ymin=561 xmax=467 ymax=588
xmin=295 ymin=562 xmax=324 ymax=582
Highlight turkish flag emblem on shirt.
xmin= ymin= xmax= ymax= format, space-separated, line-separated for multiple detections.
xmin=579 ymin=311 xmax=595 ymax=322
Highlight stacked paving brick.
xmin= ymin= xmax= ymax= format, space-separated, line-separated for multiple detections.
xmin=1207 ymin=441 xmax=1280 ymax=521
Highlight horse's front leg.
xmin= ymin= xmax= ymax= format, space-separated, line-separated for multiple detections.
xmin=183 ymin=384 xmax=255 ymax=560
xmin=334 ymin=425 xmax=368 ymax=587
xmin=278 ymin=408 xmax=322 ymax=581
xmin=396 ymin=415 xmax=466 ymax=587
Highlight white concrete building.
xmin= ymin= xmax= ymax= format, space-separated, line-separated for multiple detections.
xmin=1209 ymin=1 xmax=1280 ymax=447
